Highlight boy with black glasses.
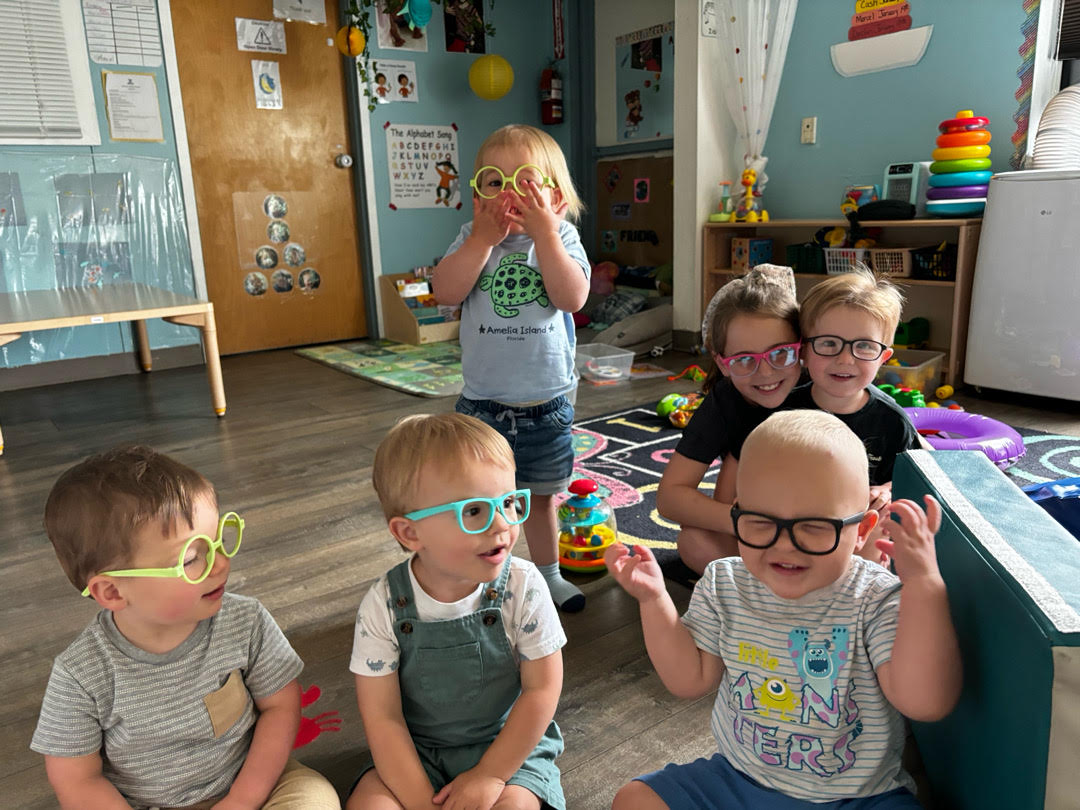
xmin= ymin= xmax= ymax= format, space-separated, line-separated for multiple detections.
xmin=347 ymin=413 xmax=566 ymax=810
xmin=605 ymin=410 xmax=960 ymax=810
xmin=31 ymin=445 xmax=339 ymax=809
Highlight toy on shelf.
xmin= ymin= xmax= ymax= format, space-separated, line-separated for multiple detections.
xmin=708 ymin=181 xmax=734 ymax=222
xmin=557 ymin=478 xmax=618 ymax=573
xmin=734 ymin=167 xmax=769 ymax=223
xmin=926 ymin=110 xmax=991 ymax=217
xmin=657 ymin=392 xmax=703 ymax=428
xmin=893 ymin=316 xmax=930 ymax=349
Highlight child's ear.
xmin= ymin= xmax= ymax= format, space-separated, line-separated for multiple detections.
xmin=388 ymin=516 xmax=423 ymax=552
xmin=853 ymin=510 xmax=880 ymax=551
xmin=86 ymin=577 xmax=129 ymax=611
xmin=879 ymin=346 xmax=894 ymax=364
xmin=712 ymin=353 xmax=732 ymax=378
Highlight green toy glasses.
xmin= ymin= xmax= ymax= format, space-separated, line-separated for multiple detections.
xmin=404 ymin=490 xmax=531 ymax=534
xmin=81 ymin=512 xmax=244 ymax=596
xmin=469 ymin=164 xmax=557 ymax=199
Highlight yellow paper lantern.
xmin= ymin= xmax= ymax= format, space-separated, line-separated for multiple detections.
xmin=468 ymin=54 xmax=514 ymax=100
xmin=334 ymin=24 xmax=366 ymax=57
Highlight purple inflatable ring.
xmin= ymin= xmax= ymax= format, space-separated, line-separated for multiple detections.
xmin=905 ymin=407 xmax=1026 ymax=469
xmin=925 ymin=184 xmax=989 ymax=200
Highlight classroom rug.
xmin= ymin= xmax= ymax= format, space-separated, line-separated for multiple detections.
xmin=569 ymin=405 xmax=1080 ymax=587
xmin=296 ymin=339 xmax=463 ymax=398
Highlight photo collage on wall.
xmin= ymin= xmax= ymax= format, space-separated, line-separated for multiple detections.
xmin=615 ymin=22 xmax=675 ymax=143
xmin=243 ymin=193 xmax=320 ymax=296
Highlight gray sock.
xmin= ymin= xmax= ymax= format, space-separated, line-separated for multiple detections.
xmin=537 ymin=562 xmax=586 ymax=613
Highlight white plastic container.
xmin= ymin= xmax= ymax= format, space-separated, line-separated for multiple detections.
xmin=876 ymin=349 xmax=945 ymax=396
xmin=575 ymin=343 xmax=634 ymax=384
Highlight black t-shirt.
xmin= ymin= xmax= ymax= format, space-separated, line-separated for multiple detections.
xmin=782 ymin=383 xmax=920 ymax=485
xmin=675 ymin=378 xmax=775 ymax=465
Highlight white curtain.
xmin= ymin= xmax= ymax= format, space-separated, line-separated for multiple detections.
xmin=713 ymin=0 xmax=799 ymax=196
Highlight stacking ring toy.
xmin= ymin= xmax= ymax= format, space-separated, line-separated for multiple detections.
xmin=925 ymin=198 xmax=986 ymax=216
xmin=932 ymin=145 xmax=991 ymax=161
xmin=939 ymin=110 xmax=990 ymax=132
xmin=936 ymin=130 xmax=991 ymax=148
xmin=905 ymin=407 xmax=1025 ymax=469
xmin=930 ymin=158 xmax=992 ymax=174
xmin=926 ymin=185 xmax=989 ymax=200
xmin=928 ymin=169 xmax=993 ymax=188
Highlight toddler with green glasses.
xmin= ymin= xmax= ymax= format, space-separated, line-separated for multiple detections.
xmin=31 ymin=445 xmax=339 ymax=810
xmin=433 ymin=123 xmax=590 ymax=614
xmin=348 ymin=412 xmax=567 ymax=810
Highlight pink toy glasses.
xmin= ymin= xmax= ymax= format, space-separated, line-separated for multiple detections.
xmin=717 ymin=341 xmax=802 ymax=377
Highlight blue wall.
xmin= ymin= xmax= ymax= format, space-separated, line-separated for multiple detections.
xmin=367 ymin=1 xmax=573 ymax=275
xmin=0 ymin=0 xmax=197 ymax=370
xmin=762 ymin=0 xmax=1026 ymax=218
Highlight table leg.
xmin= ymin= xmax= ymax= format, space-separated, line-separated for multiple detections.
xmin=201 ymin=307 xmax=226 ymax=417
xmin=134 ymin=319 xmax=152 ymax=371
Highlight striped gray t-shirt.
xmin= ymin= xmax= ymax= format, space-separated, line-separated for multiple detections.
xmin=31 ymin=593 xmax=302 ymax=809
xmin=682 ymin=557 xmax=915 ymax=801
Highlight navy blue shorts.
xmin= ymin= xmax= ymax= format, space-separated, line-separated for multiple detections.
xmin=455 ymin=395 xmax=575 ymax=495
xmin=637 ymin=753 xmax=920 ymax=810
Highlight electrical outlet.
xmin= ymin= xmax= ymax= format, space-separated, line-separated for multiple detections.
xmin=801 ymin=116 xmax=817 ymax=145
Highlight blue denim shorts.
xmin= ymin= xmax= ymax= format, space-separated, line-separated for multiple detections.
xmin=638 ymin=753 xmax=920 ymax=810
xmin=455 ymin=395 xmax=575 ymax=495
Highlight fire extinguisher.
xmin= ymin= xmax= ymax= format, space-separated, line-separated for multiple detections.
xmin=540 ymin=65 xmax=563 ymax=124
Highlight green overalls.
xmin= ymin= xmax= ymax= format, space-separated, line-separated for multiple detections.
xmin=383 ymin=557 xmax=565 ymax=809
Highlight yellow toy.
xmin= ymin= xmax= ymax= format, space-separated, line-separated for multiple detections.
xmin=557 ymin=478 xmax=618 ymax=573
xmin=734 ymin=168 xmax=769 ymax=223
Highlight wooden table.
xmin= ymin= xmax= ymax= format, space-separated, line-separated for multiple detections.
xmin=0 ymin=283 xmax=225 ymax=454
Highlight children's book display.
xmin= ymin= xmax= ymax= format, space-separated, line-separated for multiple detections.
xmin=394 ymin=267 xmax=460 ymax=326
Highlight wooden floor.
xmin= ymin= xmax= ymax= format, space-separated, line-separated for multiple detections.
xmin=2 ymin=348 xmax=1078 ymax=809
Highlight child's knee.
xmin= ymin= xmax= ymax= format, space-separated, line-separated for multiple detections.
xmin=612 ymin=779 xmax=666 ymax=809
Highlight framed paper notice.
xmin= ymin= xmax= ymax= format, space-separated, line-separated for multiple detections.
xmin=102 ymin=71 xmax=164 ymax=142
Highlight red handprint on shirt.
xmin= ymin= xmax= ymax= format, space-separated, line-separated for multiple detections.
xmin=292 ymin=684 xmax=343 ymax=749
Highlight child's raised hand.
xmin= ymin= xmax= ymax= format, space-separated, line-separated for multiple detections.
xmin=604 ymin=543 xmax=666 ymax=604
xmin=875 ymin=495 xmax=943 ymax=584
xmin=432 ymin=767 xmax=505 ymax=810
xmin=869 ymin=484 xmax=892 ymax=515
xmin=505 ymin=179 xmax=567 ymax=239
xmin=470 ymin=194 xmax=512 ymax=248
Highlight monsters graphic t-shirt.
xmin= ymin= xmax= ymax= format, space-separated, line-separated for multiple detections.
xmin=443 ymin=221 xmax=590 ymax=404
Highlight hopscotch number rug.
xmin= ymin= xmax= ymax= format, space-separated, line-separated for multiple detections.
xmin=297 ymin=340 xmax=463 ymax=398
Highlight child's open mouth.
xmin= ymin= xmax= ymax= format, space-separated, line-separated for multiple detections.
xmin=754 ymin=381 xmax=783 ymax=393
xmin=770 ymin=562 xmax=806 ymax=575
xmin=479 ymin=546 xmax=508 ymax=562
xmin=202 ymin=584 xmax=226 ymax=600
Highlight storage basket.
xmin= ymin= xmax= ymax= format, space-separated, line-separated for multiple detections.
xmin=785 ymin=243 xmax=826 ymax=274
xmin=869 ymin=248 xmax=913 ymax=278
xmin=823 ymin=247 xmax=871 ymax=275
xmin=911 ymin=243 xmax=958 ymax=281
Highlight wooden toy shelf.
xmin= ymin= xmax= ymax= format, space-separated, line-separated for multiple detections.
xmin=702 ymin=218 xmax=982 ymax=387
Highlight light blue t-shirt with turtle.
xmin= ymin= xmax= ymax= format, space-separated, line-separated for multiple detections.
xmin=443 ymin=220 xmax=590 ymax=405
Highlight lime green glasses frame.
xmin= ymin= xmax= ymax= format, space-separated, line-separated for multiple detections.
xmin=469 ymin=164 xmax=557 ymax=199
xmin=81 ymin=512 xmax=245 ymax=596
xmin=404 ymin=490 xmax=531 ymax=534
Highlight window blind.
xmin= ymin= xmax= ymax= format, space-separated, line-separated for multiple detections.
xmin=0 ymin=0 xmax=87 ymax=139
xmin=1057 ymin=0 xmax=1080 ymax=60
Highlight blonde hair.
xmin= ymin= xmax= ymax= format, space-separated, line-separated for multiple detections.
xmin=743 ymin=410 xmax=868 ymax=483
xmin=475 ymin=124 xmax=584 ymax=223
xmin=799 ymin=266 xmax=904 ymax=344
xmin=43 ymin=445 xmax=216 ymax=591
xmin=372 ymin=413 xmax=516 ymax=521
xmin=702 ymin=263 xmax=800 ymax=357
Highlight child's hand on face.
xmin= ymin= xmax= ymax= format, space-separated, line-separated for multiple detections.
xmin=471 ymin=195 xmax=512 ymax=248
xmin=604 ymin=543 xmax=667 ymax=604
xmin=869 ymin=484 xmax=892 ymax=515
xmin=876 ymin=495 xmax=943 ymax=585
xmin=432 ymin=768 xmax=505 ymax=810
xmin=505 ymin=180 xmax=568 ymax=240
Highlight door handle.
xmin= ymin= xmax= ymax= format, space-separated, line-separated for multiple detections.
xmin=334 ymin=154 xmax=354 ymax=168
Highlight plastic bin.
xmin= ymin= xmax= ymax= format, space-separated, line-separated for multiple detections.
xmin=823 ymin=247 xmax=871 ymax=275
xmin=785 ymin=243 xmax=826 ymax=274
xmin=869 ymin=248 xmax=913 ymax=278
xmin=1023 ymin=478 xmax=1080 ymax=542
xmin=575 ymin=343 xmax=634 ymax=384
xmin=875 ymin=348 xmax=945 ymax=396
xmin=911 ymin=243 xmax=958 ymax=281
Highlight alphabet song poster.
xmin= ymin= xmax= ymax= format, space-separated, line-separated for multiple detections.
xmin=385 ymin=124 xmax=461 ymax=209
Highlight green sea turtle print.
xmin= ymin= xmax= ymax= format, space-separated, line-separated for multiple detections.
xmin=478 ymin=252 xmax=549 ymax=318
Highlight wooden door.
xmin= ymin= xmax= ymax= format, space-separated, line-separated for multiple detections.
xmin=171 ymin=0 xmax=366 ymax=354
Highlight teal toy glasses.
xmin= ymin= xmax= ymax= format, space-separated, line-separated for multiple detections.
xmin=469 ymin=164 xmax=557 ymax=199
xmin=405 ymin=490 xmax=531 ymax=534
xmin=81 ymin=512 xmax=244 ymax=596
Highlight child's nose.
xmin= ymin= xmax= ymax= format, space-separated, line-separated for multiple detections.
xmin=209 ymin=548 xmax=230 ymax=577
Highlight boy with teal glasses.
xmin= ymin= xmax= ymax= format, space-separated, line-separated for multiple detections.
xmin=348 ymin=412 xmax=567 ymax=810
xmin=31 ymin=445 xmax=340 ymax=809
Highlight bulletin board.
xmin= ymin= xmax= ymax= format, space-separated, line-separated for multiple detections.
xmin=595 ymin=155 xmax=673 ymax=267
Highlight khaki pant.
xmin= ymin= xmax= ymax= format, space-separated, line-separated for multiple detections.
xmin=162 ymin=758 xmax=341 ymax=809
